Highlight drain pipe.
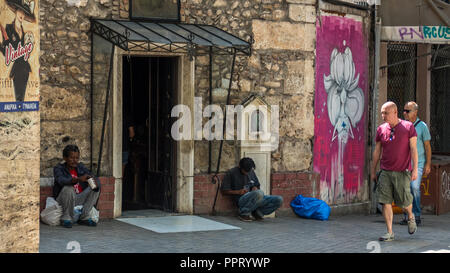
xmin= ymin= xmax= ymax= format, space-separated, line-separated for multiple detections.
xmin=370 ymin=3 xmax=382 ymax=214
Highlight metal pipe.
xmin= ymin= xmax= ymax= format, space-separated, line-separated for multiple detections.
xmin=430 ymin=64 xmax=450 ymax=71
xmin=380 ymin=45 xmax=450 ymax=69
xmin=370 ymin=4 xmax=382 ymax=214
xmin=96 ymin=44 xmax=115 ymax=177
xmin=90 ymin=30 xmax=94 ymax=171
xmin=211 ymin=50 xmax=237 ymax=215
xmin=208 ymin=47 xmax=213 ymax=174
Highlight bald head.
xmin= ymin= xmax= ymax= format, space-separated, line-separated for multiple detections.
xmin=405 ymin=101 xmax=418 ymax=111
xmin=382 ymin=101 xmax=397 ymax=112
xmin=381 ymin=101 xmax=399 ymax=126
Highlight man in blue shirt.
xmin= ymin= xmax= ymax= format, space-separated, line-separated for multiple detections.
xmin=401 ymin=101 xmax=431 ymax=225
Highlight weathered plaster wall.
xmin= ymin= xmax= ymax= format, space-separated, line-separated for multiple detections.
xmin=0 ymin=113 xmax=40 ymax=252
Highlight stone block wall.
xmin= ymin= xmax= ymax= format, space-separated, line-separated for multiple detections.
xmin=184 ymin=0 xmax=317 ymax=174
xmin=39 ymin=0 xmax=120 ymax=177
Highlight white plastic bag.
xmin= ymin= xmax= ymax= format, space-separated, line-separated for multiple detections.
xmin=89 ymin=207 xmax=99 ymax=223
xmin=73 ymin=205 xmax=83 ymax=223
xmin=40 ymin=197 xmax=63 ymax=226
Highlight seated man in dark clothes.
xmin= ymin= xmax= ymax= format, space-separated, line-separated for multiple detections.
xmin=221 ymin=157 xmax=283 ymax=221
xmin=53 ymin=145 xmax=101 ymax=228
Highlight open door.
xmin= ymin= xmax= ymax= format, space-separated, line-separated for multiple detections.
xmin=122 ymin=56 xmax=177 ymax=212
xmin=147 ymin=57 xmax=178 ymax=212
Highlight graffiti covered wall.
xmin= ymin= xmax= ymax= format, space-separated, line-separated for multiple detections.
xmin=313 ymin=15 xmax=368 ymax=204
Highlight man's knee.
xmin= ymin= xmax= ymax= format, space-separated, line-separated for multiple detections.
xmin=274 ymin=196 xmax=283 ymax=207
xmin=254 ymin=189 xmax=264 ymax=201
xmin=60 ymin=186 xmax=76 ymax=199
xmin=89 ymin=189 xmax=101 ymax=201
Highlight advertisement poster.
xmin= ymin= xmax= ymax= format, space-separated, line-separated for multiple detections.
xmin=0 ymin=0 xmax=39 ymax=112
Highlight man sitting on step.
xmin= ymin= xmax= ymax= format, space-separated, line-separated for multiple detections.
xmin=221 ymin=157 xmax=283 ymax=222
xmin=53 ymin=145 xmax=101 ymax=228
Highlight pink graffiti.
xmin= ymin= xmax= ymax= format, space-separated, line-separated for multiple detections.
xmin=314 ymin=16 xmax=368 ymax=204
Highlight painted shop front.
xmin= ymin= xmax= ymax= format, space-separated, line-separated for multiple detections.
xmin=378 ymin=0 xmax=450 ymax=214
xmin=35 ymin=0 xmax=374 ymax=224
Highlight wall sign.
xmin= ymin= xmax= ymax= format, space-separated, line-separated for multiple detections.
xmin=381 ymin=26 xmax=450 ymax=44
xmin=0 ymin=0 xmax=39 ymax=112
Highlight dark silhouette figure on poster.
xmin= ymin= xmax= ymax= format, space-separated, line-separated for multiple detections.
xmin=0 ymin=0 xmax=36 ymax=102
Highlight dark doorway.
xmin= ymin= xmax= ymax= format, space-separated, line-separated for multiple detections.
xmin=122 ymin=56 xmax=177 ymax=212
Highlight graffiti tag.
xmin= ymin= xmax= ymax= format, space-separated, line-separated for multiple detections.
xmin=421 ymin=175 xmax=431 ymax=196
xmin=398 ymin=26 xmax=450 ymax=41
xmin=441 ymin=171 xmax=450 ymax=201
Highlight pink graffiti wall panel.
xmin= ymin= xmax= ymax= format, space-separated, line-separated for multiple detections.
xmin=313 ymin=16 xmax=368 ymax=204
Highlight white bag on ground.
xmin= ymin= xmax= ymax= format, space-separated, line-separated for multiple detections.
xmin=73 ymin=205 xmax=83 ymax=223
xmin=89 ymin=207 xmax=99 ymax=223
xmin=40 ymin=197 xmax=63 ymax=226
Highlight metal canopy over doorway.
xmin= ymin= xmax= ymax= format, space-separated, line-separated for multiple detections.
xmin=89 ymin=19 xmax=251 ymax=213
xmin=90 ymin=19 xmax=252 ymax=57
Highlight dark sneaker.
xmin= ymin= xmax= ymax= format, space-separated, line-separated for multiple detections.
xmin=78 ymin=219 xmax=97 ymax=227
xmin=61 ymin=220 xmax=72 ymax=228
xmin=238 ymin=214 xmax=253 ymax=222
xmin=399 ymin=219 xmax=408 ymax=225
xmin=379 ymin=232 xmax=395 ymax=242
xmin=408 ymin=217 xmax=417 ymax=234
xmin=251 ymin=211 xmax=264 ymax=221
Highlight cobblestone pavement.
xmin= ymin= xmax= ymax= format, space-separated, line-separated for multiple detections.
xmin=39 ymin=212 xmax=450 ymax=253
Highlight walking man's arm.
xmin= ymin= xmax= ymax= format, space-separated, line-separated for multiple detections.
xmin=424 ymin=140 xmax=432 ymax=176
xmin=409 ymin=136 xmax=418 ymax=181
xmin=371 ymin=141 xmax=382 ymax=182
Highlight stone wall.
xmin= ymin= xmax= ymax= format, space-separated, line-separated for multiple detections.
xmin=38 ymin=0 xmax=317 ymax=177
xmin=185 ymin=0 xmax=317 ymax=174
xmin=39 ymin=0 xmax=120 ymax=177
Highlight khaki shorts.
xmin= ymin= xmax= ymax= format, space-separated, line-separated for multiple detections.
xmin=376 ymin=170 xmax=413 ymax=208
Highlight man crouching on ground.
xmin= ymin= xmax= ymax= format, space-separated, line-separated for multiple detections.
xmin=221 ymin=157 xmax=283 ymax=221
xmin=53 ymin=144 xmax=101 ymax=228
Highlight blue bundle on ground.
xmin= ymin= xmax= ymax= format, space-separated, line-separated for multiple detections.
xmin=290 ymin=194 xmax=331 ymax=221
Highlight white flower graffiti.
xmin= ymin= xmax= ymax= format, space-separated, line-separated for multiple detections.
xmin=323 ymin=44 xmax=364 ymax=201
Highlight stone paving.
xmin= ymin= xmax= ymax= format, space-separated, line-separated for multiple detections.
xmin=39 ymin=211 xmax=450 ymax=253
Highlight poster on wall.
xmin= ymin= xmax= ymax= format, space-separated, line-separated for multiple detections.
xmin=313 ymin=15 xmax=368 ymax=204
xmin=0 ymin=0 xmax=39 ymax=112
